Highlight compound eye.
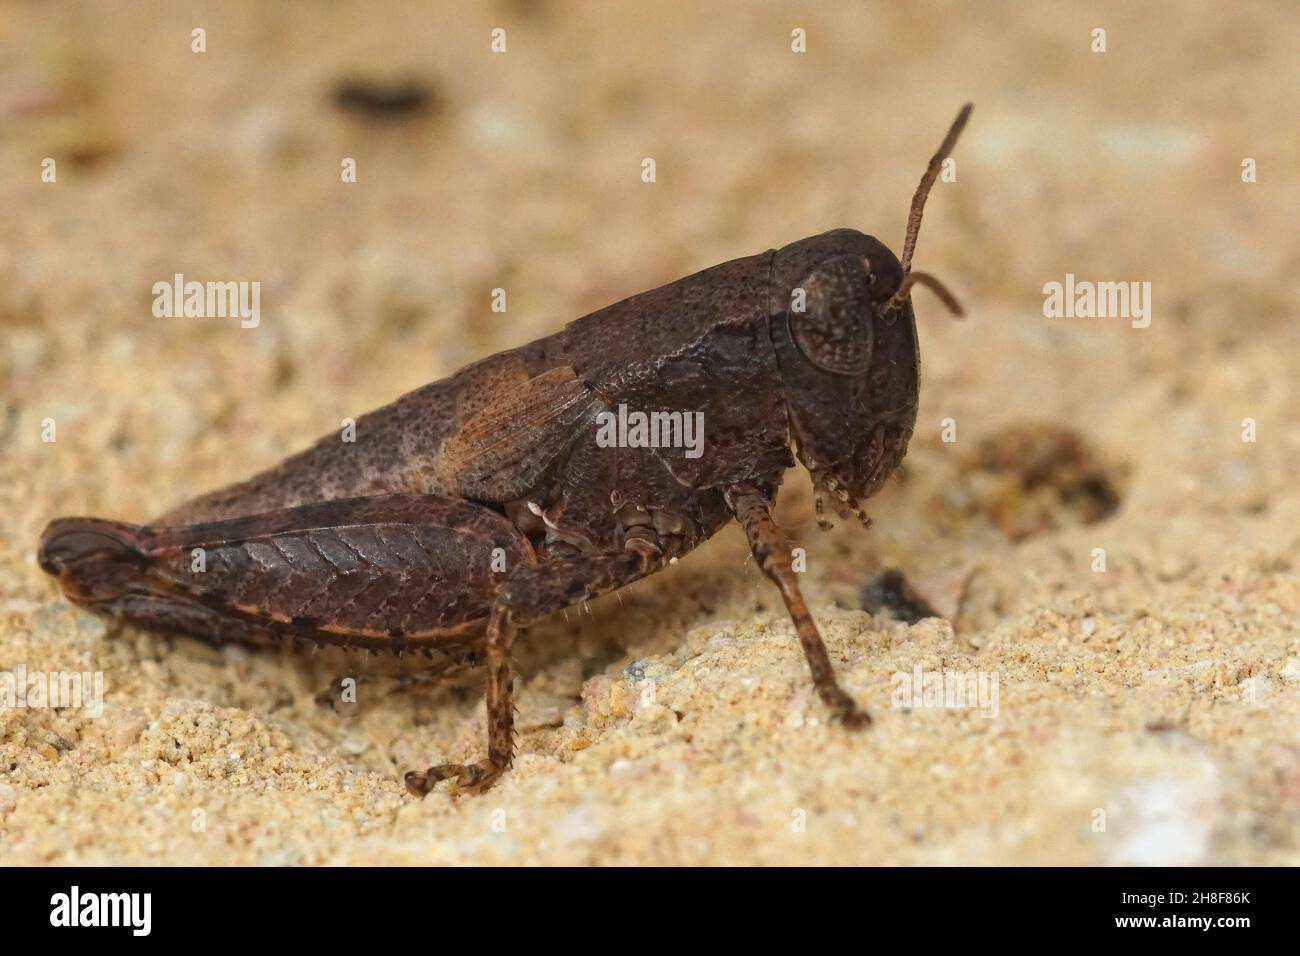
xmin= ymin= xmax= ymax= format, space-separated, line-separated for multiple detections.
xmin=788 ymin=255 xmax=874 ymax=375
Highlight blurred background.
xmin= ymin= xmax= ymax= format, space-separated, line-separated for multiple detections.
xmin=1 ymin=1 xmax=1296 ymax=865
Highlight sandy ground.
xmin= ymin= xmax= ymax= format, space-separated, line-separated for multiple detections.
xmin=1 ymin=1 xmax=1297 ymax=865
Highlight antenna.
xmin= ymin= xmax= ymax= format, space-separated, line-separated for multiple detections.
xmin=898 ymin=103 xmax=972 ymax=275
xmin=892 ymin=270 xmax=964 ymax=317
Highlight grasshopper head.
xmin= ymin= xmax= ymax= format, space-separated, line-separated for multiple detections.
xmin=769 ymin=104 xmax=971 ymax=527
xmin=771 ymin=234 xmax=923 ymax=525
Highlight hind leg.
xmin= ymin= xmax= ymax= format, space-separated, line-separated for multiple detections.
xmin=404 ymin=536 xmax=663 ymax=797
xmin=404 ymin=602 xmax=519 ymax=796
xmin=38 ymin=495 xmax=532 ymax=652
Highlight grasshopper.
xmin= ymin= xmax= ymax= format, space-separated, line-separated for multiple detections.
xmin=39 ymin=105 xmax=972 ymax=795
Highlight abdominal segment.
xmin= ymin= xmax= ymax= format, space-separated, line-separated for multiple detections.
xmin=38 ymin=495 xmax=535 ymax=651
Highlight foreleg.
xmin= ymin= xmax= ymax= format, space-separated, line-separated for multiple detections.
xmin=727 ymin=484 xmax=869 ymax=727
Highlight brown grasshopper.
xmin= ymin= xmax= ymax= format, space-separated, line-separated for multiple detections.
xmin=39 ymin=105 xmax=972 ymax=795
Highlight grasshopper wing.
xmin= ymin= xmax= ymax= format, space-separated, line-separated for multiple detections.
xmin=434 ymin=365 xmax=602 ymax=501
